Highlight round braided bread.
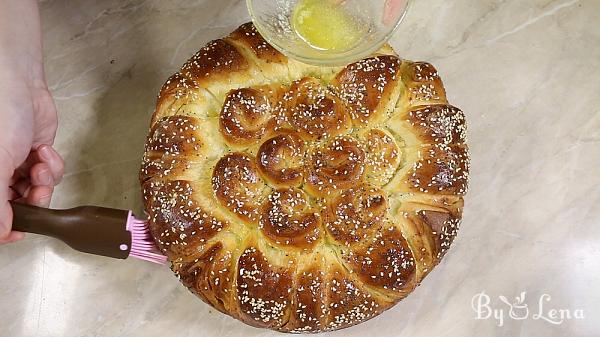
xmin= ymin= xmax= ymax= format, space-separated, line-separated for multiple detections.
xmin=140 ymin=22 xmax=469 ymax=333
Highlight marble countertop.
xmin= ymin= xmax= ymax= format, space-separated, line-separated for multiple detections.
xmin=1 ymin=0 xmax=599 ymax=336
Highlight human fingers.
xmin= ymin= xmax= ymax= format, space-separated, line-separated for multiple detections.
xmin=12 ymin=178 xmax=53 ymax=208
xmin=11 ymin=178 xmax=31 ymax=200
xmin=0 ymin=231 xmax=25 ymax=244
xmin=30 ymin=162 xmax=53 ymax=186
xmin=383 ymin=0 xmax=406 ymax=26
xmin=37 ymin=145 xmax=64 ymax=184
xmin=26 ymin=185 xmax=53 ymax=208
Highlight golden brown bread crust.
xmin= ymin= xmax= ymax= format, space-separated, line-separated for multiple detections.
xmin=211 ymin=153 xmax=268 ymax=224
xmin=282 ymin=77 xmax=352 ymax=141
xmin=305 ymin=136 xmax=366 ymax=198
xmin=259 ymin=188 xmax=322 ymax=250
xmin=332 ymin=55 xmax=402 ymax=125
xmin=141 ymin=23 xmax=470 ymax=333
xmin=257 ymin=132 xmax=306 ymax=188
xmin=323 ymin=184 xmax=388 ymax=245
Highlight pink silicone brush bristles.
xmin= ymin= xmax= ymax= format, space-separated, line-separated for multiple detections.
xmin=126 ymin=212 xmax=168 ymax=265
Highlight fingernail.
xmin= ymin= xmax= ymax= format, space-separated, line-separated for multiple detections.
xmin=38 ymin=146 xmax=54 ymax=161
xmin=38 ymin=168 xmax=53 ymax=185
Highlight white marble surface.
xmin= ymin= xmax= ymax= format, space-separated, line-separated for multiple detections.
xmin=1 ymin=0 xmax=599 ymax=336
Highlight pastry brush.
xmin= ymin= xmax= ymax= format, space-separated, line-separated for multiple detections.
xmin=10 ymin=201 xmax=167 ymax=264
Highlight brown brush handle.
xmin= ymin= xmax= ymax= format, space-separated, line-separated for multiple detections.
xmin=10 ymin=201 xmax=132 ymax=259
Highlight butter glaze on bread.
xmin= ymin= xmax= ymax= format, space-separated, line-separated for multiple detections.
xmin=141 ymin=22 xmax=469 ymax=333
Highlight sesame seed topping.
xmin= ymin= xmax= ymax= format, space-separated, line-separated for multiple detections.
xmin=142 ymin=27 xmax=469 ymax=333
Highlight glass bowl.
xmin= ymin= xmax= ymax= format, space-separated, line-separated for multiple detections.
xmin=247 ymin=0 xmax=410 ymax=66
